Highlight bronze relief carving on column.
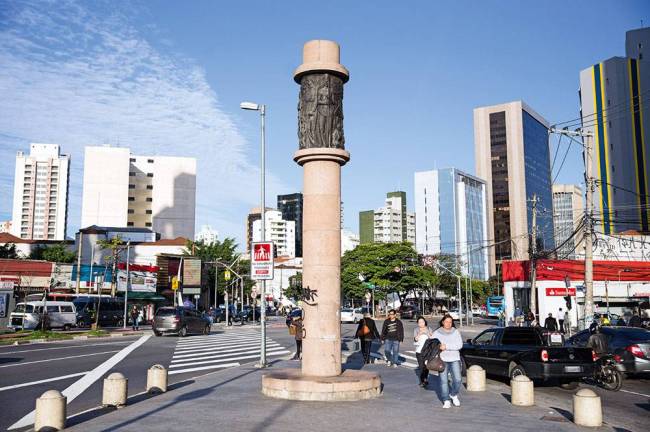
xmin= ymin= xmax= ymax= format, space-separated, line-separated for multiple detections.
xmin=298 ymin=74 xmax=345 ymax=150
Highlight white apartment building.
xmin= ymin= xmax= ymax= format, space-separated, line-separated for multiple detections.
xmin=252 ymin=210 xmax=296 ymax=258
xmin=341 ymin=229 xmax=360 ymax=255
xmin=195 ymin=224 xmax=218 ymax=244
xmin=81 ymin=146 xmax=196 ymax=239
xmin=552 ymin=184 xmax=584 ymax=259
xmin=11 ymin=144 xmax=70 ymax=240
xmin=366 ymin=192 xmax=415 ymax=244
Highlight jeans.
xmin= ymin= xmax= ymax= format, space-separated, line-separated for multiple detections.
xmin=294 ymin=340 xmax=302 ymax=359
xmin=384 ymin=339 xmax=400 ymax=364
xmin=439 ymin=360 xmax=462 ymax=401
xmin=416 ymin=352 xmax=429 ymax=384
xmin=361 ymin=340 xmax=373 ymax=363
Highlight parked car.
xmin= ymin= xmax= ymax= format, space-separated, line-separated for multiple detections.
xmin=399 ymin=305 xmax=420 ymax=320
xmin=153 ymin=307 xmax=211 ymax=337
xmin=462 ymin=326 xmax=594 ymax=388
xmin=238 ymin=306 xmax=261 ymax=323
xmin=447 ymin=309 xmax=465 ymax=321
xmin=9 ymin=301 xmax=77 ymax=331
xmin=73 ymin=297 xmax=125 ymax=327
xmin=341 ymin=307 xmax=363 ymax=323
xmin=567 ymin=326 xmax=650 ymax=374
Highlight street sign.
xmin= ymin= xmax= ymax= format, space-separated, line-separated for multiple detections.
xmin=171 ymin=276 xmax=179 ymax=291
xmin=251 ymin=242 xmax=274 ymax=280
xmin=224 ymin=270 xmax=231 ymax=281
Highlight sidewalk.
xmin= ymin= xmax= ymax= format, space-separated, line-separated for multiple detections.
xmin=64 ymin=355 xmax=622 ymax=432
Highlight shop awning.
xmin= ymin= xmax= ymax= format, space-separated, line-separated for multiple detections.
xmin=121 ymin=292 xmax=167 ymax=301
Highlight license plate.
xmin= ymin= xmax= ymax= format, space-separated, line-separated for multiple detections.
xmin=565 ymin=366 xmax=582 ymax=373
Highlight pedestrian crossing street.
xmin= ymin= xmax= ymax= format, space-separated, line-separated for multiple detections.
xmin=368 ymin=350 xmax=418 ymax=368
xmin=168 ymin=329 xmax=291 ymax=376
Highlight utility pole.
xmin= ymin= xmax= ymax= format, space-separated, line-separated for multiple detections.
xmin=529 ymin=194 xmax=538 ymax=319
xmin=75 ymin=232 xmax=83 ymax=294
xmin=550 ymin=128 xmax=594 ymax=330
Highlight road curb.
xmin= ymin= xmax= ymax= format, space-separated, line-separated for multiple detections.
xmin=3 ymin=331 xmax=147 ymax=346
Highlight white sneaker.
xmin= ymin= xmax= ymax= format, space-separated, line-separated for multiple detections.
xmin=442 ymin=400 xmax=452 ymax=409
xmin=450 ymin=395 xmax=460 ymax=407
xmin=386 ymin=361 xmax=392 ymax=367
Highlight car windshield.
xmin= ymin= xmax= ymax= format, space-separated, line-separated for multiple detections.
xmin=14 ymin=304 xmax=31 ymax=313
xmin=341 ymin=308 xmax=353 ymax=312
xmin=156 ymin=308 xmax=177 ymax=316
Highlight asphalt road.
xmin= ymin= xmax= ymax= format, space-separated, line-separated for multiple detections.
xmin=0 ymin=316 xmax=647 ymax=431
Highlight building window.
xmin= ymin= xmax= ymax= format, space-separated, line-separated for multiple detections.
xmin=129 ymin=184 xmax=135 ymax=189
xmin=146 ymin=197 xmax=153 ymax=202
xmin=130 ymin=158 xmax=136 ymax=162
xmin=127 ymin=222 xmax=134 ymax=227
xmin=145 ymin=222 xmax=152 ymax=227
xmin=129 ymin=172 xmax=136 ymax=177
xmin=146 ymin=185 xmax=153 ymax=190
xmin=146 ymin=210 xmax=152 ymax=214
xmin=147 ymin=173 xmax=153 ymax=177
xmin=128 ymin=197 xmax=135 ymax=201
xmin=147 ymin=159 xmax=154 ymax=163
xmin=128 ymin=209 xmax=135 ymax=214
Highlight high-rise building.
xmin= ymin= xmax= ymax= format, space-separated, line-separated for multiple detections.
xmin=414 ymin=168 xmax=490 ymax=280
xmin=195 ymin=224 xmax=218 ymax=244
xmin=252 ymin=210 xmax=296 ymax=258
xmin=277 ymin=193 xmax=303 ymax=257
xmin=246 ymin=207 xmax=273 ymax=253
xmin=359 ymin=191 xmax=415 ymax=245
xmin=474 ymin=101 xmax=555 ymax=274
xmin=81 ymin=146 xmax=196 ymax=239
xmin=579 ymin=28 xmax=650 ymax=234
xmin=552 ymin=184 xmax=584 ymax=259
xmin=11 ymin=144 xmax=70 ymax=240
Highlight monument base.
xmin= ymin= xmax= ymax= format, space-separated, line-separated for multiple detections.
xmin=261 ymin=369 xmax=381 ymax=401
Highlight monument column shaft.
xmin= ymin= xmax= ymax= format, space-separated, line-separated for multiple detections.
xmin=301 ymin=158 xmax=342 ymax=376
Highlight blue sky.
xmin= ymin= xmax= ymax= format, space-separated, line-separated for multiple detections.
xmin=0 ymin=0 xmax=647 ymax=249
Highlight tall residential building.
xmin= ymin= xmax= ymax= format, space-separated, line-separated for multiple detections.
xmin=474 ymin=100 xmax=555 ymax=274
xmin=252 ymin=210 xmax=296 ymax=258
xmin=195 ymin=224 xmax=218 ymax=244
xmin=359 ymin=191 xmax=416 ymax=244
xmin=11 ymin=144 xmax=70 ymax=240
xmin=277 ymin=193 xmax=303 ymax=257
xmin=579 ymin=27 xmax=650 ymax=234
xmin=414 ymin=168 xmax=490 ymax=280
xmin=246 ymin=207 xmax=273 ymax=253
xmin=81 ymin=146 xmax=196 ymax=239
xmin=552 ymin=184 xmax=584 ymax=259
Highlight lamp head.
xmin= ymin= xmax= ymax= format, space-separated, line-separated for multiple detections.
xmin=240 ymin=101 xmax=259 ymax=111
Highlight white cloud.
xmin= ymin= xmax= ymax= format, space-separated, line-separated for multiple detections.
xmin=0 ymin=0 xmax=284 ymax=247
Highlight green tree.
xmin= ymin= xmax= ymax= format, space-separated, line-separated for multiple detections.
xmin=98 ymin=236 xmax=125 ymax=296
xmin=284 ymin=272 xmax=302 ymax=300
xmin=0 ymin=243 xmax=18 ymax=259
xmin=30 ymin=243 xmax=76 ymax=263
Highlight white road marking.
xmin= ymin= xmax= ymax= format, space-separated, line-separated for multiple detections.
xmin=175 ymin=335 xmax=268 ymax=347
xmin=174 ymin=340 xmax=275 ymax=354
xmin=620 ymin=389 xmax=650 ymax=398
xmin=0 ymin=372 xmax=88 ymax=392
xmin=0 ymin=341 xmax=133 ymax=355
xmin=0 ymin=351 xmax=120 ymax=368
xmin=8 ymin=334 xmax=151 ymax=430
xmin=170 ymin=351 xmax=290 ymax=369
xmin=172 ymin=343 xmax=281 ymax=360
xmin=168 ymin=362 xmax=240 ymax=375
xmin=171 ymin=348 xmax=290 ymax=366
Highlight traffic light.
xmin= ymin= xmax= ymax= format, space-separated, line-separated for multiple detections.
xmin=564 ymin=295 xmax=572 ymax=310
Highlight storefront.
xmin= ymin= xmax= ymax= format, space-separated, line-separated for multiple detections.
xmin=502 ymin=259 xmax=650 ymax=327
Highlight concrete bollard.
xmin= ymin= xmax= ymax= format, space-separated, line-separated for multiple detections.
xmin=573 ymin=388 xmax=602 ymax=427
xmin=34 ymin=389 xmax=67 ymax=432
xmin=147 ymin=364 xmax=168 ymax=393
xmin=466 ymin=365 xmax=486 ymax=392
xmin=102 ymin=372 xmax=128 ymax=407
xmin=510 ymin=375 xmax=534 ymax=406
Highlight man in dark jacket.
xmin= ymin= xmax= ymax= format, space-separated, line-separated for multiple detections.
xmin=544 ymin=313 xmax=558 ymax=331
xmin=629 ymin=312 xmax=643 ymax=328
xmin=381 ymin=309 xmax=404 ymax=367
xmin=356 ymin=313 xmax=380 ymax=364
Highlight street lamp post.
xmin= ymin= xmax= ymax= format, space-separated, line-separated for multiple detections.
xmin=241 ymin=101 xmax=267 ymax=368
xmin=432 ymin=261 xmax=463 ymax=329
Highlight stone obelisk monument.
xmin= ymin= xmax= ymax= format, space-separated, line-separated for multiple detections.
xmin=262 ymin=40 xmax=380 ymax=401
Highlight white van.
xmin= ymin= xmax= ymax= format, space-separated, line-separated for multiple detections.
xmin=9 ymin=301 xmax=77 ymax=331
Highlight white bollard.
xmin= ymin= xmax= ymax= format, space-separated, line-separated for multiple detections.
xmin=510 ymin=375 xmax=534 ymax=406
xmin=573 ymin=388 xmax=602 ymax=427
xmin=102 ymin=372 xmax=128 ymax=407
xmin=466 ymin=365 xmax=486 ymax=392
xmin=147 ymin=364 xmax=168 ymax=393
xmin=34 ymin=390 xmax=66 ymax=432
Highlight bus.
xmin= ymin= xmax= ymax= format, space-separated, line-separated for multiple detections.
xmin=486 ymin=296 xmax=505 ymax=318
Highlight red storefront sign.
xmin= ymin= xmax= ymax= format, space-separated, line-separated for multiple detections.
xmin=546 ymin=287 xmax=576 ymax=296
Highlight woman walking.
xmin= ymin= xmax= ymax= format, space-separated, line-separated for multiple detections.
xmin=356 ymin=312 xmax=380 ymax=364
xmin=290 ymin=315 xmax=303 ymax=360
xmin=414 ymin=316 xmax=433 ymax=387
xmin=432 ymin=314 xmax=463 ymax=408
xmin=130 ymin=305 xmax=140 ymax=331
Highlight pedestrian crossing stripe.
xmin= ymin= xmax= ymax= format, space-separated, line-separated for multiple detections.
xmin=368 ymin=352 xmax=417 ymax=368
xmin=167 ymin=331 xmax=291 ymax=376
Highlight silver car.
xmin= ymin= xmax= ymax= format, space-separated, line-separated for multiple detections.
xmin=153 ymin=307 xmax=211 ymax=337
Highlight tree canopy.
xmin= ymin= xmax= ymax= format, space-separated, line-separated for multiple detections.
xmin=0 ymin=243 xmax=18 ymax=259
xmin=30 ymin=243 xmax=76 ymax=263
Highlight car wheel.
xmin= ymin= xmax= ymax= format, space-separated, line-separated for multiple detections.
xmin=117 ymin=319 xmax=124 ymax=327
xmin=63 ymin=324 xmax=71 ymax=332
xmin=203 ymin=325 xmax=210 ymax=335
xmin=153 ymin=330 xmax=162 ymax=337
xmin=178 ymin=326 xmax=187 ymax=337
xmin=509 ymin=364 xmax=526 ymax=381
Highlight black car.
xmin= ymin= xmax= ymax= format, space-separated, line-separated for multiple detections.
xmin=567 ymin=326 xmax=650 ymax=374
xmin=73 ymin=297 xmax=125 ymax=327
xmin=462 ymin=326 xmax=594 ymax=387
xmin=399 ymin=305 xmax=420 ymax=320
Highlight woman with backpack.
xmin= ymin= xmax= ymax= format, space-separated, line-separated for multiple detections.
xmin=289 ymin=315 xmax=303 ymax=360
xmin=414 ymin=316 xmax=434 ymax=387
xmin=356 ymin=312 xmax=379 ymax=364
xmin=432 ymin=314 xmax=463 ymax=408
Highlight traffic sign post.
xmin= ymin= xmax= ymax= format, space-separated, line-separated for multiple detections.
xmin=251 ymin=241 xmax=274 ymax=367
